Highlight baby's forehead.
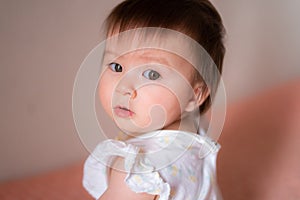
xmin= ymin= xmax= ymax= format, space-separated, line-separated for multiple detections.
xmin=105 ymin=48 xmax=182 ymax=61
xmin=104 ymin=29 xmax=197 ymax=59
xmin=103 ymin=33 xmax=196 ymax=71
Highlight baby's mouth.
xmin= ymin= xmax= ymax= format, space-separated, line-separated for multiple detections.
xmin=113 ymin=106 xmax=135 ymax=118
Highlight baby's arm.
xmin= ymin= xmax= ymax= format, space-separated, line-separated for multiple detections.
xmin=99 ymin=158 xmax=157 ymax=200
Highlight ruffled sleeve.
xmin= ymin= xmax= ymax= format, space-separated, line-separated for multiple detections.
xmin=82 ymin=139 xmax=170 ymax=200
xmin=125 ymin=155 xmax=170 ymax=199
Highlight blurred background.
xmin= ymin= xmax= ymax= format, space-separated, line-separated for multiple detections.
xmin=0 ymin=0 xmax=299 ymax=181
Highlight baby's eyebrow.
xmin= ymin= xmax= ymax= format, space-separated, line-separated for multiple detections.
xmin=102 ymin=50 xmax=122 ymax=63
xmin=104 ymin=50 xmax=119 ymax=57
xmin=139 ymin=54 xmax=172 ymax=67
xmin=104 ymin=50 xmax=170 ymax=63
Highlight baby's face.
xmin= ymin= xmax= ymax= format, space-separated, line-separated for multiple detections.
xmin=98 ymin=32 xmax=200 ymax=135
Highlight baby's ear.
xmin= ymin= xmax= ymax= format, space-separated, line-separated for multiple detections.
xmin=184 ymin=82 xmax=210 ymax=112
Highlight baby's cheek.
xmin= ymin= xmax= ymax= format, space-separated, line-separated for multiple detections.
xmin=140 ymin=87 xmax=181 ymax=120
xmin=156 ymin=88 xmax=180 ymax=106
xmin=98 ymin=84 xmax=113 ymax=118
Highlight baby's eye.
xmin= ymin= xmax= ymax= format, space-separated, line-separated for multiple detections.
xmin=108 ymin=62 xmax=123 ymax=72
xmin=142 ymin=69 xmax=161 ymax=80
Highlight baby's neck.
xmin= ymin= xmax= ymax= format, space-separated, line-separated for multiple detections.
xmin=163 ymin=114 xmax=198 ymax=133
xmin=119 ymin=114 xmax=199 ymax=141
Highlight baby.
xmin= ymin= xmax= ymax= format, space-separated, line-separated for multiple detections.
xmin=82 ymin=0 xmax=225 ymax=199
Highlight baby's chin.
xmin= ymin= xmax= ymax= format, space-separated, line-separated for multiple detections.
xmin=114 ymin=120 xmax=164 ymax=137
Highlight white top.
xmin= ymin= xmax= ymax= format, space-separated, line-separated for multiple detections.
xmin=83 ymin=130 xmax=222 ymax=200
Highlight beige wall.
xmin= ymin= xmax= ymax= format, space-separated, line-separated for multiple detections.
xmin=212 ymin=0 xmax=300 ymax=102
xmin=0 ymin=0 xmax=299 ymax=181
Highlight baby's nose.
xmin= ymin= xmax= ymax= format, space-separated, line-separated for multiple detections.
xmin=116 ymin=82 xmax=137 ymax=99
xmin=115 ymin=68 xmax=142 ymax=99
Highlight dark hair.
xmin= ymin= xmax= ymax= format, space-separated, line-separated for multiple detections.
xmin=105 ymin=0 xmax=225 ymax=113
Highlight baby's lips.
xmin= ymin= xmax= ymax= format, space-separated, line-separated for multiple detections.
xmin=113 ymin=105 xmax=135 ymax=118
